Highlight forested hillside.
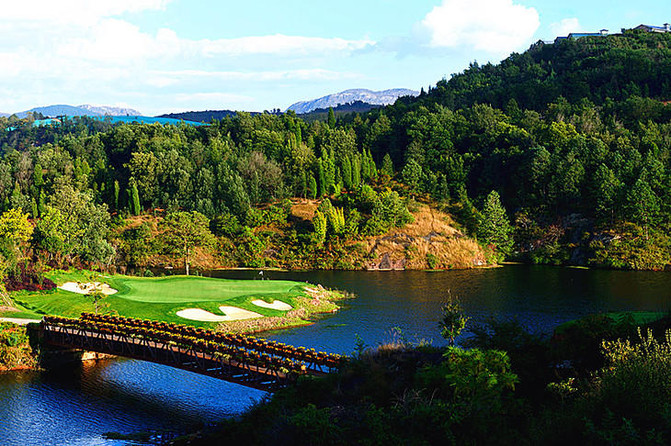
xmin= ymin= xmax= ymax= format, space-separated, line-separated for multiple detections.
xmin=0 ymin=29 xmax=670 ymax=279
xmin=352 ymin=29 xmax=671 ymax=269
xmin=0 ymin=108 xmax=483 ymax=281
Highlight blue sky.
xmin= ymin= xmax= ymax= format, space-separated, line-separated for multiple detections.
xmin=1 ymin=0 xmax=669 ymax=115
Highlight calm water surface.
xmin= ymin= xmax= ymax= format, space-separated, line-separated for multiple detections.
xmin=1 ymin=266 xmax=670 ymax=445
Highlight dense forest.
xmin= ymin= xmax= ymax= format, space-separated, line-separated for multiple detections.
xmin=1 ymin=28 xmax=671 ymax=283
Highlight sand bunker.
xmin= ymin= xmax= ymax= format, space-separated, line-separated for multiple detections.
xmin=176 ymin=306 xmax=262 ymax=322
xmin=59 ymin=282 xmax=118 ymax=295
xmin=251 ymin=299 xmax=292 ymax=311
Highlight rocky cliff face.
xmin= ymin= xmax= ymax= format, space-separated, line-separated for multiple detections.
xmin=364 ymin=204 xmax=486 ymax=270
xmin=286 ymin=88 xmax=419 ymax=114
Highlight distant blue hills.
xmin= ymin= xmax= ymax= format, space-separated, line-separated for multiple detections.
xmin=14 ymin=104 xmax=142 ymax=119
xmin=4 ymin=104 xmax=206 ymax=127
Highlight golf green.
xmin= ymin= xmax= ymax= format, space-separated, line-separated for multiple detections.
xmin=110 ymin=276 xmax=303 ymax=303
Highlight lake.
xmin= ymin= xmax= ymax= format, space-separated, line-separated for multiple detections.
xmin=1 ymin=265 xmax=670 ymax=445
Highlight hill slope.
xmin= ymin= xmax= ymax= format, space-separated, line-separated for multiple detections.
xmin=406 ymin=30 xmax=671 ymax=111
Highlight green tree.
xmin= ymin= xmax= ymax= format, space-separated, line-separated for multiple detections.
xmin=46 ymin=185 xmax=115 ymax=266
xmin=402 ymin=159 xmax=423 ymax=192
xmin=33 ymin=206 xmax=67 ymax=264
xmin=312 ymin=210 xmax=327 ymax=246
xmin=440 ymin=292 xmax=469 ymax=345
xmin=317 ymin=159 xmax=326 ymax=196
xmin=351 ymin=153 xmax=361 ymax=187
xmin=477 ymin=190 xmax=513 ymax=260
xmin=130 ymin=181 xmax=141 ymax=216
xmin=160 ymin=211 xmax=215 ymax=275
xmin=113 ymin=180 xmax=120 ymax=210
xmin=327 ymin=107 xmax=336 ymax=128
xmin=342 ymin=156 xmax=353 ymax=190
xmin=308 ymin=174 xmax=318 ymax=200
xmin=381 ymin=153 xmax=394 ymax=177
xmin=626 ymin=177 xmax=659 ymax=239
xmin=0 ymin=208 xmax=33 ymax=267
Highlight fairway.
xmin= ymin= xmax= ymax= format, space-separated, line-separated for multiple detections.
xmin=112 ymin=276 xmax=303 ymax=303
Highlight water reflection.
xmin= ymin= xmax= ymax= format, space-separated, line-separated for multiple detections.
xmin=0 ymin=359 xmax=265 ymax=446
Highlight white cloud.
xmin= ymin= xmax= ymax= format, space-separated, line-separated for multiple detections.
xmin=151 ymin=69 xmax=360 ymax=83
xmin=420 ymin=0 xmax=539 ymax=54
xmin=200 ymin=35 xmax=374 ymax=57
xmin=550 ymin=18 xmax=583 ymax=38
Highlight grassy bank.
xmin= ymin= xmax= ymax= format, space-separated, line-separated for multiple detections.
xmin=2 ymin=270 xmax=346 ymax=331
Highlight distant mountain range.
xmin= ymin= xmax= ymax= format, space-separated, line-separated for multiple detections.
xmin=3 ymin=88 xmax=419 ymax=122
xmin=286 ymin=88 xmax=419 ymax=114
xmin=13 ymin=104 xmax=141 ymax=119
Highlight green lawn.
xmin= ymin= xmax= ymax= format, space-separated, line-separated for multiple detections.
xmin=4 ymin=271 xmax=310 ymax=327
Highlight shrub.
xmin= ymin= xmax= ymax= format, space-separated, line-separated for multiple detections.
xmin=4 ymin=262 xmax=56 ymax=292
xmin=583 ymin=328 xmax=671 ymax=440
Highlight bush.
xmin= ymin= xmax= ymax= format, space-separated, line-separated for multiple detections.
xmin=581 ymin=329 xmax=671 ymax=443
xmin=4 ymin=262 xmax=56 ymax=292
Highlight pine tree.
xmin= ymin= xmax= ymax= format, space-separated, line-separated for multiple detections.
xmin=313 ymin=210 xmax=327 ymax=246
xmin=381 ymin=153 xmax=394 ymax=177
xmin=477 ymin=190 xmax=513 ymax=259
xmin=327 ymin=107 xmax=336 ymax=128
xmin=352 ymin=153 xmax=361 ymax=187
xmin=317 ymin=159 xmax=326 ymax=196
xmin=627 ymin=177 xmax=659 ymax=239
xmin=113 ymin=180 xmax=120 ymax=210
xmin=342 ymin=156 xmax=352 ymax=190
xmin=130 ymin=183 xmax=141 ymax=216
xmin=367 ymin=150 xmax=377 ymax=179
xmin=308 ymin=174 xmax=318 ymax=200
xmin=299 ymin=171 xmax=307 ymax=198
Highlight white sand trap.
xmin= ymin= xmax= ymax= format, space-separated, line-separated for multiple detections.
xmin=176 ymin=306 xmax=262 ymax=322
xmin=59 ymin=281 xmax=118 ymax=295
xmin=251 ymin=299 xmax=292 ymax=311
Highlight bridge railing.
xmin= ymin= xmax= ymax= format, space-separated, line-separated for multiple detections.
xmin=44 ymin=315 xmax=345 ymax=376
xmin=78 ymin=312 xmax=345 ymax=372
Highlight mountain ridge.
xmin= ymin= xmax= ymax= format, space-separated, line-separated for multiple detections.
xmin=287 ymin=88 xmax=419 ymax=114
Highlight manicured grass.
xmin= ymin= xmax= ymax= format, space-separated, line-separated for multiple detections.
xmin=108 ymin=276 xmax=302 ymax=303
xmin=7 ymin=270 xmax=313 ymax=327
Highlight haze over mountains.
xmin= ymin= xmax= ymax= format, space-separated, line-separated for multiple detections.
xmin=286 ymin=88 xmax=419 ymax=114
xmin=11 ymin=104 xmax=142 ymax=119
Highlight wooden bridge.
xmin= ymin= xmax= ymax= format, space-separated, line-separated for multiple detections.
xmin=40 ymin=314 xmax=344 ymax=392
